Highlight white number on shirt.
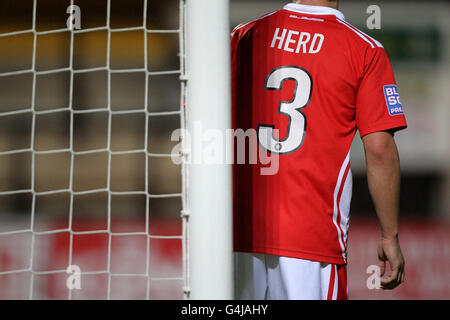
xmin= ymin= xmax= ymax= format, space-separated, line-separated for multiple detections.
xmin=258 ymin=66 xmax=312 ymax=154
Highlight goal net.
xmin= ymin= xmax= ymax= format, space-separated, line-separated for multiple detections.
xmin=0 ymin=0 xmax=190 ymax=299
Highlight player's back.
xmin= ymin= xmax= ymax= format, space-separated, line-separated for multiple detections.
xmin=232 ymin=4 xmax=407 ymax=264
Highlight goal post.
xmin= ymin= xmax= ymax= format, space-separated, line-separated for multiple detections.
xmin=185 ymin=0 xmax=234 ymax=299
xmin=0 ymin=0 xmax=233 ymax=300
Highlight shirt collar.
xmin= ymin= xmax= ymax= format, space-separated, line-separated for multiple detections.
xmin=283 ymin=3 xmax=345 ymax=21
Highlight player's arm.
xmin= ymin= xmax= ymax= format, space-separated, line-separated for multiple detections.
xmin=362 ymin=130 xmax=405 ymax=290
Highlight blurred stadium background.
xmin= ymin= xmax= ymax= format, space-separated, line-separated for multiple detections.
xmin=0 ymin=0 xmax=449 ymax=299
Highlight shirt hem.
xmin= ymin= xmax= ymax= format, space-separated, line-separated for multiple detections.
xmin=234 ymin=246 xmax=346 ymax=265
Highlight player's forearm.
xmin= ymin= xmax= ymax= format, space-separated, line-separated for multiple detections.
xmin=363 ymin=132 xmax=401 ymax=240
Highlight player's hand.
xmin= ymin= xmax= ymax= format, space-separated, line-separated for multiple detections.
xmin=377 ymin=236 xmax=405 ymax=290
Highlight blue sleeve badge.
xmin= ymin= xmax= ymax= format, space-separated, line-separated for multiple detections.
xmin=383 ymin=85 xmax=404 ymax=116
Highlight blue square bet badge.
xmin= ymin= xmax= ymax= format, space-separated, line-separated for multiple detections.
xmin=383 ymin=85 xmax=404 ymax=116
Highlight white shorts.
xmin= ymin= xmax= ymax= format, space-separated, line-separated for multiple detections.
xmin=235 ymin=252 xmax=348 ymax=300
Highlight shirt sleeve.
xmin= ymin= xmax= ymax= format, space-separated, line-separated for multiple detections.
xmin=355 ymin=47 xmax=407 ymax=138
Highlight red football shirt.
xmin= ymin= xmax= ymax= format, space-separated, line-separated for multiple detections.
xmin=231 ymin=4 xmax=407 ymax=264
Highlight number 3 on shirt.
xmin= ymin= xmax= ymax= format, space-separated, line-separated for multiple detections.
xmin=258 ymin=66 xmax=312 ymax=154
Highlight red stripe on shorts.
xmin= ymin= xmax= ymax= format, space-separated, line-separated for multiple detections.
xmin=327 ymin=265 xmax=336 ymax=300
xmin=337 ymin=265 xmax=348 ymax=300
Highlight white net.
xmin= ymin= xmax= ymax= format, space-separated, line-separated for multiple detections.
xmin=0 ymin=0 xmax=189 ymax=299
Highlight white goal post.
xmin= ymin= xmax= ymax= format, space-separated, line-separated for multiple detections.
xmin=185 ymin=0 xmax=234 ymax=299
xmin=0 ymin=0 xmax=232 ymax=300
